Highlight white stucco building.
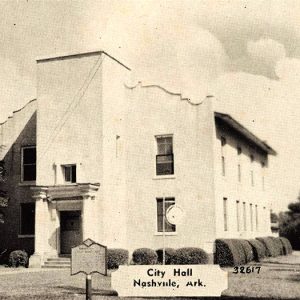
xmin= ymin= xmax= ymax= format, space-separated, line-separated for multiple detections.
xmin=0 ymin=50 xmax=276 ymax=267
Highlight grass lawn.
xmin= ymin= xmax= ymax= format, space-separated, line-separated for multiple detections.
xmin=0 ymin=256 xmax=300 ymax=299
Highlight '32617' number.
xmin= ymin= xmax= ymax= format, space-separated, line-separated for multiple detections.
xmin=233 ymin=266 xmax=261 ymax=274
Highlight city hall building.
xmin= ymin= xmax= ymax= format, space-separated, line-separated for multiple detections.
xmin=0 ymin=50 xmax=276 ymax=267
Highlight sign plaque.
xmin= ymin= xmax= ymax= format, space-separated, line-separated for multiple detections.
xmin=71 ymin=238 xmax=107 ymax=276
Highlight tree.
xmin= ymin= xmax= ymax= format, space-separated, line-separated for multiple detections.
xmin=0 ymin=160 xmax=7 ymax=223
xmin=279 ymin=195 xmax=300 ymax=250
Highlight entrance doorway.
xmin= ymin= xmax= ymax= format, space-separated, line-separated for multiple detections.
xmin=60 ymin=211 xmax=82 ymax=255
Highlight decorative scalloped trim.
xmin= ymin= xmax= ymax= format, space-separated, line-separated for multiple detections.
xmin=0 ymin=98 xmax=37 ymax=125
xmin=124 ymin=81 xmax=214 ymax=106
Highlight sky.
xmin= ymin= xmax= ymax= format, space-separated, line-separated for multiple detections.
xmin=1 ymin=0 xmax=300 ymax=211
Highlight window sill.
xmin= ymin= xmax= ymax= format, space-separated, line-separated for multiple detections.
xmin=18 ymin=181 xmax=36 ymax=187
xmin=18 ymin=235 xmax=34 ymax=238
xmin=154 ymin=232 xmax=177 ymax=236
xmin=153 ymin=175 xmax=176 ymax=180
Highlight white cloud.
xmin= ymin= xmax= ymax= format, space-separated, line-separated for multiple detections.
xmin=247 ymin=39 xmax=286 ymax=65
xmin=0 ymin=57 xmax=35 ymax=122
xmin=97 ymin=9 xmax=227 ymax=102
xmin=276 ymin=58 xmax=300 ymax=83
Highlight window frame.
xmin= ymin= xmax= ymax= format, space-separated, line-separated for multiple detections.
xmin=236 ymin=200 xmax=240 ymax=232
xmin=21 ymin=146 xmax=36 ymax=183
xmin=243 ymin=202 xmax=247 ymax=231
xmin=155 ymin=135 xmax=174 ymax=177
xmin=250 ymin=203 xmax=253 ymax=231
xmin=255 ymin=204 xmax=258 ymax=231
xmin=62 ymin=164 xmax=77 ymax=184
xmin=221 ymin=136 xmax=226 ymax=176
xmin=156 ymin=197 xmax=176 ymax=234
xmin=223 ymin=197 xmax=228 ymax=231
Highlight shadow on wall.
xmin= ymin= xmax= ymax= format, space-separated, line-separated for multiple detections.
xmin=0 ymin=111 xmax=37 ymax=262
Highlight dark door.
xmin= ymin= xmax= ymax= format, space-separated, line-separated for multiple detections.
xmin=60 ymin=211 xmax=82 ymax=254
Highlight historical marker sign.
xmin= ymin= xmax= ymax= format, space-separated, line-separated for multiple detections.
xmin=71 ymin=238 xmax=107 ymax=276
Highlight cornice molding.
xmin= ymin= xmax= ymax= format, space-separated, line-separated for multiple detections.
xmin=31 ymin=183 xmax=100 ymax=202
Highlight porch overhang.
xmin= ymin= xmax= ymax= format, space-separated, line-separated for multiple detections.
xmin=31 ymin=183 xmax=100 ymax=202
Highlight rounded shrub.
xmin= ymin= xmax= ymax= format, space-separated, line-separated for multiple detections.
xmin=8 ymin=250 xmax=28 ymax=268
xmin=247 ymin=239 xmax=267 ymax=261
xmin=156 ymin=248 xmax=176 ymax=265
xmin=132 ymin=248 xmax=158 ymax=265
xmin=107 ymin=249 xmax=129 ymax=269
xmin=279 ymin=237 xmax=293 ymax=255
xmin=269 ymin=237 xmax=284 ymax=256
xmin=238 ymin=240 xmax=254 ymax=263
xmin=256 ymin=237 xmax=281 ymax=257
xmin=215 ymin=239 xmax=235 ymax=267
xmin=215 ymin=239 xmax=245 ymax=266
xmin=170 ymin=247 xmax=208 ymax=265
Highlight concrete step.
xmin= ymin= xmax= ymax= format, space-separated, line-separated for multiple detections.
xmin=46 ymin=258 xmax=71 ymax=263
xmin=44 ymin=261 xmax=70 ymax=265
xmin=42 ymin=257 xmax=71 ymax=269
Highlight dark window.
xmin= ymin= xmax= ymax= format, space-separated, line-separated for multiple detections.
xmin=221 ymin=136 xmax=226 ymax=147
xmin=156 ymin=136 xmax=174 ymax=175
xmin=236 ymin=200 xmax=240 ymax=231
xmin=20 ymin=203 xmax=35 ymax=235
xmin=63 ymin=165 xmax=76 ymax=183
xmin=238 ymin=164 xmax=241 ymax=182
xmin=222 ymin=156 xmax=226 ymax=176
xmin=237 ymin=146 xmax=242 ymax=155
xmin=223 ymin=198 xmax=228 ymax=231
xmin=250 ymin=204 xmax=253 ymax=231
xmin=22 ymin=147 xmax=36 ymax=182
xmin=157 ymin=198 xmax=176 ymax=232
xmin=221 ymin=137 xmax=226 ymax=176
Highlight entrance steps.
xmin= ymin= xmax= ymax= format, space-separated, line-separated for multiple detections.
xmin=42 ymin=257 xmax=71 ymax=269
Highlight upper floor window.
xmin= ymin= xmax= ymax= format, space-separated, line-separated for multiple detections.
xmin=237 ymin=146 xmax=242 ymax=155
xmin=221 ymin=136 xmax=226 ymax=176
xmin=21 ymin=146 xmax=36 ymax=182
xmin=221 ymin=136 xmax=226 ymax=147
xmin=238 ymin=164 xmax=241 ymax=182
xmin=156 ymin=136 xmax=174 ymax=176
xmin=62 ymin=164 xmax=76 ymax=183
xmin=250 ymin=154 xmax=254 ymax=186
xmin=261 ymin=162 xmax=265 ymax=190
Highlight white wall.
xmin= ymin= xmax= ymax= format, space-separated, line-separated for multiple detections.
xmin=123 ymin=85 xmax=217 ymax=253
xmin=213 ymin=119 xmax=272 ymax=240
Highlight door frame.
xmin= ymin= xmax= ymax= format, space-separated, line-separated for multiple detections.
xmin=59 ymin=210 xmax=82 ymax=255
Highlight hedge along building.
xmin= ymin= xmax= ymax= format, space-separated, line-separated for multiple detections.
xmin=0 ymin=50 xmax=277 ymax=268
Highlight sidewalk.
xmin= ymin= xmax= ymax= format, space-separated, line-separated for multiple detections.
xmin=261 ymin=251 xmax=300 ymax=266
xmin=0 ymin=265 xmax=55 ymax=275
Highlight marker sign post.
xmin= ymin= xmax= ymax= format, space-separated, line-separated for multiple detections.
xmin=163 ymin=205 xmax=184 ymax=264
xmin=71 ymin=239 xmax=107 ymax=300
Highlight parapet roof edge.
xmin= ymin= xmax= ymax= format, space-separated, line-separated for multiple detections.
xmin=215 ymin=112 xmax=277 ymax=156
xmin=36 ymin=49 xmax=131 ymax=71
xmin=0 ymin=98 xmax=37 ymax=125
xmin=125 ymin=81 xmax=214 ymax=106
